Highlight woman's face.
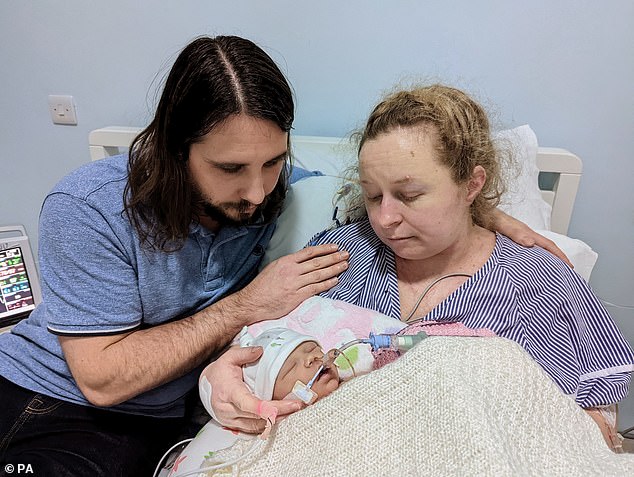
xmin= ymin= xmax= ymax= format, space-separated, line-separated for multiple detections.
xmin=272 ymin=342 xmax=340 ymax=401
xmin=359 ymin=126 xmax=475 ymax=262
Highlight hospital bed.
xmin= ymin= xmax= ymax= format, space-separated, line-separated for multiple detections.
xmin=87 ymin=125 xmax=634 ymax=475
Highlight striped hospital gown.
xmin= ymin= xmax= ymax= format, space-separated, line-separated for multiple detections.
xmin=309 ymin=218 xmax=634 ymax=408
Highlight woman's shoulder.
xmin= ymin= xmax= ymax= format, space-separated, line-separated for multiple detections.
xmin=494 ymin=233 xmax=582 ymax=284
xmin=496 ymin=233 xmax=561 ymax=261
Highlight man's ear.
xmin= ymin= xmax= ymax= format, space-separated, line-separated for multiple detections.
xmin=466 ymin=165 xmax=486 ymax=204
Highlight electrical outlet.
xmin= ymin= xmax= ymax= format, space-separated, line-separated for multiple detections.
xmin=48 ymin=95 xmax=78 ymax=125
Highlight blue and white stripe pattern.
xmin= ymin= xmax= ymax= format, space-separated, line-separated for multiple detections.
xmin=309 ymin=219 xmax=634 ymax=408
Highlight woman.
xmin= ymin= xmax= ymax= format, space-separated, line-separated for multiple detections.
xmin=204 ymin=85 xmax=632 ymax=445
xmin=306 ymin=84 xmax=633 ymax=448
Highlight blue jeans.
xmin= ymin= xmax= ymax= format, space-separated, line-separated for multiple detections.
xmin=0 ymin=375 xmax=197 ymax=477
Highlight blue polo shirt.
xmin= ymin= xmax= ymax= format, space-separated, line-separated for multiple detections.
xmin=0 ymin=154 xmax=283 ymax=417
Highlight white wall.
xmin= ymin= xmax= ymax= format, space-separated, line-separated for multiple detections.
xmin=1 ymin=1 xmax=632 ymax=424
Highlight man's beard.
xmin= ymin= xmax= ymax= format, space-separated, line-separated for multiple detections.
xmin=201 ymin=200 xmax=265 ymax=227
xmin=192 ymin=186 xmax=267 ymax=227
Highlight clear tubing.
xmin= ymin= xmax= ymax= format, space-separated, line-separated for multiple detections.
xmin=336 ymin=338 xmax=366 ymax=354
xmin=326 ymin=339 xmax=367 ymax=378
xmin=334 ymin=332 xmax=428 ymax=355
xmin=173 ymin=439 xmax=264 ymax=477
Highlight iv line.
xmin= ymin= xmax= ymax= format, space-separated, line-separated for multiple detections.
xmin=403 ymin=273 xmax=473 ymax=322
xmin=172 ymin=438 xmax=264 ymax=477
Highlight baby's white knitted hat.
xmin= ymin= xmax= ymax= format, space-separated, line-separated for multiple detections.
xmin=240 ymin=327 xmax=317 ymax=400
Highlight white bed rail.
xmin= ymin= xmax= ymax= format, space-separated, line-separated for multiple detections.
xmin=535 ymin=148 xmax=582 ymax=235
xmin=88 ymin=127 xmax=582 ymax=235
xmin=89 ymin=126 xmax=141 ymax=161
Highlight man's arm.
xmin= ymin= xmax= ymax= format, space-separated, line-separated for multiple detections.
xmin=59 ymin=293 xmax=244 ymax=407
xmin=60 ymin=244 xmax=349 ymax=407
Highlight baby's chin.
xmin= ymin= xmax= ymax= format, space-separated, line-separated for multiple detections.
xmin=314 ymin=370 xmax=340 ymax=400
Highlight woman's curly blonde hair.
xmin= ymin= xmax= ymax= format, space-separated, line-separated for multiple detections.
xmin=341 ymin=84 xmax=506 ymax=229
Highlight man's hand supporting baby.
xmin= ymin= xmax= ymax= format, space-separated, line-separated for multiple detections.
xmin=199 ymin=346 xmax=303 ymax=434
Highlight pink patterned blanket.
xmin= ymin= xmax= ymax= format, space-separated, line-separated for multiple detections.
xmin=246 ymin=296 xmax=495 ymax=379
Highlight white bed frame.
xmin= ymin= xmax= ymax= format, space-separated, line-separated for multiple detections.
xmin=88 ymin=126 xmax=582 ymax=235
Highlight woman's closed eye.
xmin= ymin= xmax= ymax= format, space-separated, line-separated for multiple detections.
xmin=398 ymin=192 xmax=423 ymax=202
xmin=365 ymin=192 xmax=422 ymax=203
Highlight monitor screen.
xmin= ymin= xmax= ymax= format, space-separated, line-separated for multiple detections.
xmin=0 ymin=240 xmax=41 ymax=327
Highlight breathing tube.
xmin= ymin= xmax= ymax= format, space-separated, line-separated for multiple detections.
xmin=336 ymin=331 xmax=428 ymax=355
xmin=363 ymin=331 xmax=428 ymax=351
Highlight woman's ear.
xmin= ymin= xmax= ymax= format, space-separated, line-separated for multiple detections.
xmin=466 ymin=165 xmax=486 ymax=204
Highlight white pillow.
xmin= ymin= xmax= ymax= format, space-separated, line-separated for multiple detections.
xmin=496 ymin=125 xmax=552 ymax=231
xmin=261 ymin=174 xmax=341 ymax=267
xmin=291 ymin=137 xmax=355 ymax=177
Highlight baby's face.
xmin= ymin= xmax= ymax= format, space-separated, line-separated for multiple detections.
xmin=272 ymin=341 xmax=340 ymax=401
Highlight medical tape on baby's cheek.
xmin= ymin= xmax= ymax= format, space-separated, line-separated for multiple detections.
xmin=290 ymin=381 xmax=318 ymax=404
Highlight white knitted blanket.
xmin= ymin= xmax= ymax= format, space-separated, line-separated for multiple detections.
xmin=213 ymin=337 xmax=634 ymax=476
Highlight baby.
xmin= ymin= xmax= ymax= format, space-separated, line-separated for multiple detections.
xmin=195 ymin=295 xmax=408 ymax=432
xmin=163 ymin=297 xmax=495 ymax=476
xmin=239 ymin=327 xmax=340 ymax=404
xmin=164 ymin=327 xmax=340 ymax=476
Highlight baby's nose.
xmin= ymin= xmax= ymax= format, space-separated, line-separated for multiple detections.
xmin=305 ymin=353 xmax=324 ymax=367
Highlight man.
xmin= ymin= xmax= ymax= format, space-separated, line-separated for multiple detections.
xmin=0 ymin=35 xmax=348 ymax=476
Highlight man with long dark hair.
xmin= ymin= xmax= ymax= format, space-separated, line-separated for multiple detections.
xmin=0 ymin=36 xmax=348 ymax=476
